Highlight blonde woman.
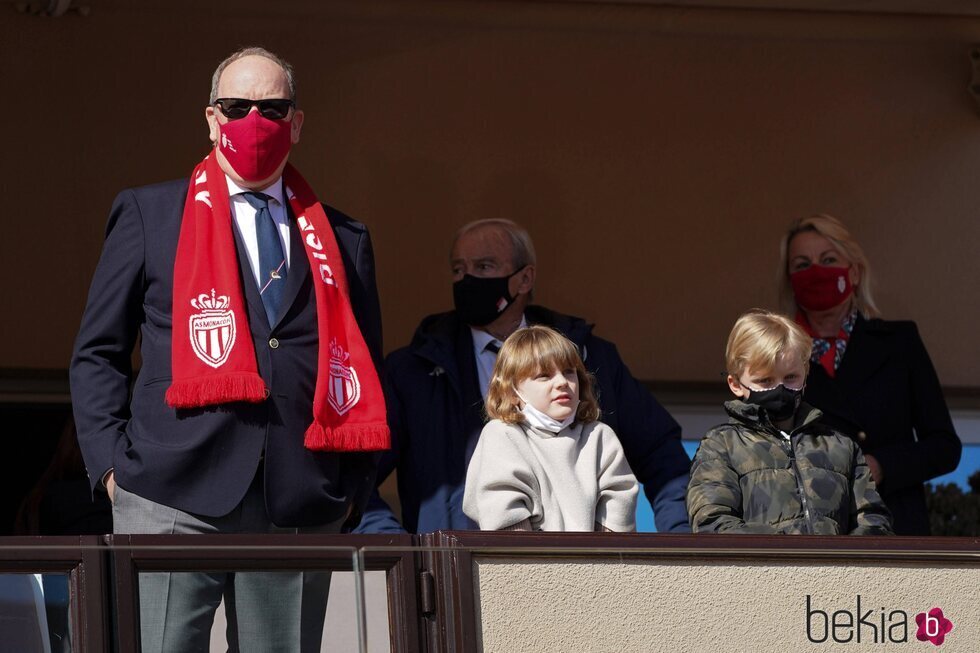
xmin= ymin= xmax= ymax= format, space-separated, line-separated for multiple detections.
xmin=779 ymin=214 xmax=961 ymax=535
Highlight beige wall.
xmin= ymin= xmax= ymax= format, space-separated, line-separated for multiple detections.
xmin=474 ymin=556 xmax=979 ymax=651
xmin=3 ymin=1 xmax=979 ymax=386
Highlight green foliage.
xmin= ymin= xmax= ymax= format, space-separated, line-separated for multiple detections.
xmin=925 ymin=471 xmax=980 ymax=536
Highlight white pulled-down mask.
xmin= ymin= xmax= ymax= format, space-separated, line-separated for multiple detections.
xmin=515 ymin=389 xmax=577 ymax=433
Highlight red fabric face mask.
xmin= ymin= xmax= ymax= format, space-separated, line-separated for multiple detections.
xmin=216 ymin=111 xmax=293 ymax=182
xmin=790 ymin=264 xmax=854 ymax=311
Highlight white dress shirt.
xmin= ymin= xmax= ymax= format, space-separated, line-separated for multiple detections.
xmin=471 ymin=316 xmax=528 ymax=397
xmin=226 ymin=175 xmax=291 ymax=289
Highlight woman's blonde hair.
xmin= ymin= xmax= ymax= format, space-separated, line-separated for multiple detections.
xmin=778 ymin=213 xmax=880 ymax=318
xmin=485 ymin=326 xmax=600 ymax=424
xmin=725 ymin=310 xmax=812 ymax=381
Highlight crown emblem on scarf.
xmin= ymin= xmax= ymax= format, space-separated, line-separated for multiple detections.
xmin=191 ymin=289 xmax=231 ymax=312
xmin=330 ymin=340 xmax=351 ymax=364
xmin=327 ymin=338 xmax=360 ymax=416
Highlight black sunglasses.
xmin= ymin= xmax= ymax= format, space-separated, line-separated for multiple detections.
xmin=213 ymin=98 xmax=295 ymax=121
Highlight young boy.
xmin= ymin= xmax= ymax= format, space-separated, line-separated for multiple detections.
xmin=687 ymin=310 xmax=892 ymax=535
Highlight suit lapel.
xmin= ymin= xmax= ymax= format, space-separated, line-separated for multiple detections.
xmin=806 ymin=316 xmax=891 ymax=435
xmin=456 ymin=324 xmax=488 ymax=464
xmin=806 ymin=365 xmax=863 ymax=432
xmin=836 ymin=317 xmax=890 ymax=386
xmin=457 ymin=327 xmax=485 ymax=431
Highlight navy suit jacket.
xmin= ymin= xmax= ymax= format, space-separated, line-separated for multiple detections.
xmin=70 ymin=177 xmax=383 ymax=528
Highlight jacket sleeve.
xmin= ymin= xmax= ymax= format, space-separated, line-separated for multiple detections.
xmin=462 ymin=422 xmax=540 ymax=530
xmin=353 ymin=359 xmax=409 ymax=534
xmin=591 ymin=338 xmax=691 ymax=533
xmin=871 ymin=323 xmax=961 ymax=492
xmin=69 ymin=189 xmax=146 ymax=494
xmin=849 ymin=444 xmax=895 ymax=535
xmin=687 ymin=431 xmax=776 ymax=534
xmin=595 ymin=426 xmax=640 ymax=532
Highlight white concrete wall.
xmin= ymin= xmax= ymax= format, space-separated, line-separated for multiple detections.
xmin=474 ymin=557 xmax=978 ymax=652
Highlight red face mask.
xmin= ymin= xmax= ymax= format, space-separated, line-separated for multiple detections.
xmin=216 ymin=111 xmax=292 ymax=182
xmin=790 ymin=264 xmax=854 ymax=311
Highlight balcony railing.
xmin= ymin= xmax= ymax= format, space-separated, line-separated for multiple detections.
xmin=2 ymin=533 xmax=978 ymax=652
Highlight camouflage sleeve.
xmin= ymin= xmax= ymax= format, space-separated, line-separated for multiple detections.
xmin=849 ymin=443 xmax=894 ymax=535
xmin=686 ymin=430 xmax=776 ymax=534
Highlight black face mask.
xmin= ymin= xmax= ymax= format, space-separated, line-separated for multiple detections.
xmin=744 ymin=384 xmax=803 ymax=423
xmin=452 ymin=268 xmax=525 ymax=327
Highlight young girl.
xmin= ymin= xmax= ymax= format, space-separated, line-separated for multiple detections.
xmin=462 ymin=326 xmax=638 ymax=532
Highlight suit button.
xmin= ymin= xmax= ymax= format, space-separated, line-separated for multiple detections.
xmin=269 ymin=338 xmax=280 ymax=349
xmin=263 ymin=388 xmax=271 ymax=399
xmin=857 ymin=431 xmax=867 ymax=441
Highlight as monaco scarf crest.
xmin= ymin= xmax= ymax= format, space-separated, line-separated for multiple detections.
xmin=327 ymin=339 xmax=361 ymax=415
xmin=188 ymin=289 xmax=237 ymax=368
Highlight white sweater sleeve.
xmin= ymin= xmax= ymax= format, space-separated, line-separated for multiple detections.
xmin=594 ymin=423 xmax=639 ymax=532
xmin=463 ymin=420 xmax=542 ymax=530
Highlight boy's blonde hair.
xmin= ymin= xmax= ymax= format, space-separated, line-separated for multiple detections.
xmin=486 ymin=326 xmax=600 ymax=424
xmin=725 ymin=310 xmax=812 ymax=381
xmin=778 ymin=213 xmax=880 ymax=319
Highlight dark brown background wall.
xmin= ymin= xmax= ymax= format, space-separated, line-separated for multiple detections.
xmin=3 ymin=0 xmax=978 ymax=386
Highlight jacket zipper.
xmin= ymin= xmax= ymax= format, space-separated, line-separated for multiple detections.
xmin=784 ymin=434 xmax=814 ymax=534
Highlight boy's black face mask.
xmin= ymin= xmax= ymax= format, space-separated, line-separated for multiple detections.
xmin=744 ymin=384 xmax=803 ymax=423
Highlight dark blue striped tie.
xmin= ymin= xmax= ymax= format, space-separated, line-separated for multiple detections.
xmin=241 ymin=192 xmax=287 ymax=326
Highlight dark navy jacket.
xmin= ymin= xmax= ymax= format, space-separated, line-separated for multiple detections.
xmin=356 ymin=306 xmax=692 ymax=534
xmin=803 ymin=317 xmax=961 ymax=536
xmin=70 ymin=178 xmax=383 ymax=528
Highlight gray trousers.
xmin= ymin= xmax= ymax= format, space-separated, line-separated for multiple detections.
xmin=113 ymin=470 xmax=345 ymax=653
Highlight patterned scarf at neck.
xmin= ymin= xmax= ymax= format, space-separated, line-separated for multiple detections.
xmin=796 ymin=309 xmax=857 ymax=378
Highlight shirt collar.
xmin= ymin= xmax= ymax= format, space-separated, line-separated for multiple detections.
xmin=226 ymin=174 xmax=286 ymax=206
xmin=470 ymin=315 xmax=528 ymax=354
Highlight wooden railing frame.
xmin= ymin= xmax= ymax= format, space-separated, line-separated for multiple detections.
xmin=0 ymin=536 xmax=108 ymax=653
xmin=2 ymin=533 xmax=979 ymax=653
xmin=106 ymin=533 xmax=420 ymax=653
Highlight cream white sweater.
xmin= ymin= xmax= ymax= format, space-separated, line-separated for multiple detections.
xmin=462 ymin=419 xmax=639 ymax=532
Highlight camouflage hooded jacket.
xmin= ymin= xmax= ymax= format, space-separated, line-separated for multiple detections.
xmin=687 ymin=400 xmax=893 ymax=535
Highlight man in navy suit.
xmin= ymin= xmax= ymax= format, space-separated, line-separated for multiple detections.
xmin=70 ymin=47 xmax=383 ymax=652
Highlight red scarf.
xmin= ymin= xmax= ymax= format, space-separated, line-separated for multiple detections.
xmin=165 ymin=154 xmax=389 ymax=452
xmin=795 ymin=309 xmax=855 ymax=379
